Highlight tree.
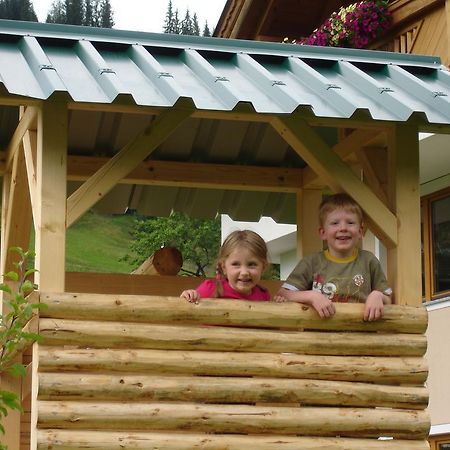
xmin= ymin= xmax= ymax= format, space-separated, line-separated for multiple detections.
xmin=0 ymin=0 xmax=38 ymax=21
xmin=127 ymin=213 xmax=221 ymax=277
xmin=163 ymin=0 xmax=179 ymax=34
xmin=99 ymin=0 xmax=113 ymax=28
xmin=46 ymin=0 xmax=114 ymax=28
xmin=65 ymin=0 xmax=83 ymax=25
xmin=163 ymin=1 xmax=210 ymax=36
xmin=46 ymin=0 xmax=65 ymax=24
xmin=180 ymin=9 xmax=194 ymax=35
xmin=203 ymin=21 xmax=211 ymax=37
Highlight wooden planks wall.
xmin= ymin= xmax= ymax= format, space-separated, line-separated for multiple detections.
xmin=35 ymin=292 xmax=430 ymax=450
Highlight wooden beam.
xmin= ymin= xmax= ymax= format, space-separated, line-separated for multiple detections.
xmin=355 ymin=146 xmax=389 ymax=204
xmin=5 ymin=106 xmax=37 ymax=171
xmin=271 ymin=116 xmax=397 ymax=247
xmin=36 ymin=430 xmax=431 ymax=450
xmin=0 ymin=145 xmax=32 ymax=275
xmin=34 ymin=100 xmax=68 ymax=292
xmin=297 ymin=189 xmax=323 ymax=258
xmin=67 ymin=156 xmax=303 ymax=193
xmin=66 ymin=104 xmax=194 ymax=227
xmin=389 ymin=0 xmax=442 ymax=25
xmin=303 ymin=128 xmax=382 ymax=188
xmin=22 ymin=130 xmax=38 ymax=225
xmin=386 ymin=124 xmax=422 ymax=306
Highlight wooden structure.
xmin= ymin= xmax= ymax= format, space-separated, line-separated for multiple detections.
xmin=0 ymin=17 xmax=449 ymax=449
xmin=215 ymin=0 xmax=450 ymax=67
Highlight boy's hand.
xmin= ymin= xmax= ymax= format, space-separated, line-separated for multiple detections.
xmin=180 ymin=289 xmax=200 ymax=304
xmin=363 ymin=290 xmax=384 ymax=321
xmin=310 ymin=291 xmax=336 ymax=319
xmin=273 ymin=295 xmax=287 ymax=303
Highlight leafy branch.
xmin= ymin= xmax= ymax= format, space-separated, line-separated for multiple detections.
xmin=0 ymin=247 xmax=42 ymax=447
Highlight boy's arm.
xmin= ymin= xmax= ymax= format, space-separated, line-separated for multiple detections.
xmin=276 ymin=287 xmax=336 ymax=319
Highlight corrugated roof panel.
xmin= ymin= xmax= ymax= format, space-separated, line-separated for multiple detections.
xmin=0 ymin=20 xmax=449 ymax=124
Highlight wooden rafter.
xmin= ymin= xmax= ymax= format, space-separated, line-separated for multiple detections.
xmin=271 ymin=115 xmax=397 ymax=247
xmin=66 ymin=104 xmax=195 ymax=227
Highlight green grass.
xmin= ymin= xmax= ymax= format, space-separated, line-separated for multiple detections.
xmin=66 ymin=211 xmax=137 ymax=273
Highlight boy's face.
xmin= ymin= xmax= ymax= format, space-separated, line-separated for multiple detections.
xmin=319 ymin=208 xmax=363 ymax=259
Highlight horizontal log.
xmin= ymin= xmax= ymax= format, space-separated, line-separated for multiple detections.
xmin=40 ymin=292 xmax=428 ymax=334
xmin=37 ymin=429 xmax=431 ymax=450
xmin=38 ymin=347 xmax=428 ymax=384
xmin=38 ymin=373 xmax=428 ymax=409
xmin=37 ymin=401 xmax=430 ymax=439
xmin=38 ymin=318 xmax=427 ymax=357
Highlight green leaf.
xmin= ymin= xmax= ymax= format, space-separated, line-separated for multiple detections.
xmin=0 ymin=284 xmax=11 ymax=294
xmin=7 ymin=363 xmax=26 ymax=378
xmin=3 ymin=271 xmax=18 ymax=282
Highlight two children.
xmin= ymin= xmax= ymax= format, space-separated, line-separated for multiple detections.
xmin=181 ymin=193 xmax=391 ymax=321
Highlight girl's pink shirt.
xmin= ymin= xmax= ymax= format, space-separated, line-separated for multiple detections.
xmin=196 ymin=279 xmax=270 ymax=301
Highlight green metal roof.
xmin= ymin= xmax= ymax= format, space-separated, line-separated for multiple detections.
xmin=1 ymin=20 xmax=450 ymax=223
xmin=0 ymin=19 xmax=449 ymax=123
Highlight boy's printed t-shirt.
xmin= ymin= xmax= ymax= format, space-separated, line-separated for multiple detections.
xmin=282 ymin=249 xmax=391 ymax=303
xmin=196 ymin=279 xmax=271 ymax=301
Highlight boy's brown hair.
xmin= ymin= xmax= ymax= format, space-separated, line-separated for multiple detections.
xmin=318 ymin=193 xmax=364 ymax=227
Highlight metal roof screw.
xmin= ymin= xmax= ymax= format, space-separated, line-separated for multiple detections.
xmin=378 ymin=87 xmax=394 ymax=94
xmin=99 ymin=68 xmax=116 ymax=75
xmin=326 ymin=84 xmax=341 ymax=90
xmin=272 ymin=80 xmax=286 ymax=86
xmin=433 ymin=91 xmax=447 ymax=97
xmin=39 ymin=64 xmax=56 ymax=71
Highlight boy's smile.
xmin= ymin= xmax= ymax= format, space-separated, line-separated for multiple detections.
xmin=319 ymin=208 xmax=363 ymax=259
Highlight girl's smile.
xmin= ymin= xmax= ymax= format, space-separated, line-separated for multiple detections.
xmin=221 ymin=247 xmax=267 ymax=295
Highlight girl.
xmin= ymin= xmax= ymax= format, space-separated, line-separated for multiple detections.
xmin=180 ymin=230 xmax=271 ymax=303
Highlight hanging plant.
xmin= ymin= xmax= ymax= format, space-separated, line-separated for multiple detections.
xmin=288 ymin=0 xmax=391 ymax=49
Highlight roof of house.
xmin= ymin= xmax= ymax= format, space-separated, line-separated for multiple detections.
xmin=1 ymin=19 xmax=449 ymax=222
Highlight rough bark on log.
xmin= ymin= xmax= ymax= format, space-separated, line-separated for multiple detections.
xmin=38 ymin=372 xmax=428 ymax=409
xmin=37 ymin=401 xmax=430 ymax=439
xmin=38 ymin=318 xmax=427 ymax=356
xmin=38 ymin=347 xmax=427 ymax=384
xmin=40 ymin=293 xmax=428 ymax=333
xmin=36 ymin=429 xmax=431 ymax=450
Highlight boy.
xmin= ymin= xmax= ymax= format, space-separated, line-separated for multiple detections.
xmin=275 ymin=193 xmax=392 ymax=321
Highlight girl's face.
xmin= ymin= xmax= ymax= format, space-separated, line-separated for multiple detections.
xmin=221 ymin=246 xmax=267 ymax=295
xmin=319 ymin=208 xmax=363 ymax=258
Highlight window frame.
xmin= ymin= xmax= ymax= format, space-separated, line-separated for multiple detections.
xmin=421 ymin=186 xmax=450 ymax=302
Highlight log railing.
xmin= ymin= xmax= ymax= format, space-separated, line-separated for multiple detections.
xmin=36 ymin=292 xmax=430 ymax=450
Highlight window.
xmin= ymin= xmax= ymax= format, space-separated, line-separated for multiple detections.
xmin=422 ymin=187 xmax=450 ymax=301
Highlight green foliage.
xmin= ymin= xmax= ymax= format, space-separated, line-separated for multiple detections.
xmin=46 ymin=0 xmax=114 ymax=27
xmin=0 ymin=248 xmax=41 ymax=449
xmin=0 ymin=0 xmax=38 ymax=21
xmin=127 ymin=213 xmax=221 ymax=277
xmin=66 ymin=211 xmax=137 ymax=273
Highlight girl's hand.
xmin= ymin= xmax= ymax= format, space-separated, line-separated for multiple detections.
xmin=363 ymin=290 xmax=384 ymax=321
xmin=180 ymin=289 xmax=200 ymax=304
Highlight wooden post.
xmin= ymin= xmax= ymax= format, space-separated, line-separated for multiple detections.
xmin=297 ymin=189 xmax=322 ymax=259
xmin=387 ymin=124 xmax=421 ymax=306
xmin=34 ymin=100 xmax=68 ymax=292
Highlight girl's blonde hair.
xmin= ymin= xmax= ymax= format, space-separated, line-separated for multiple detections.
xmin=214 ymin=229 xmax=269 ymax=297
xmin=318 ymin=193 xmax=364 ymax=227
